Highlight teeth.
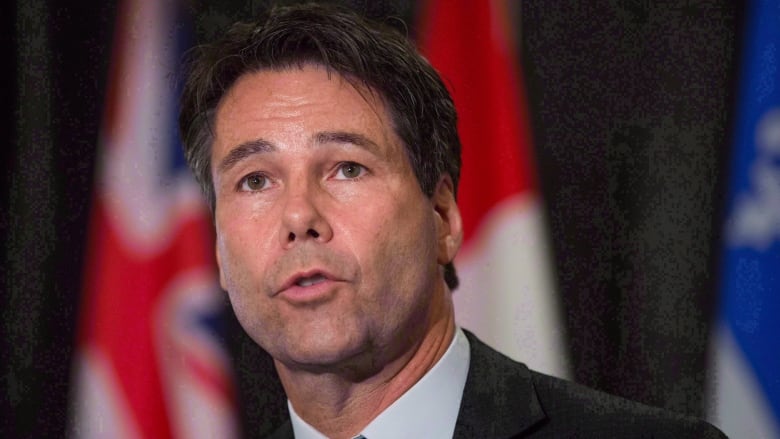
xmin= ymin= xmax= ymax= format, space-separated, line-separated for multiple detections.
xmin=296 ymin=274 xmax=326 ymax=287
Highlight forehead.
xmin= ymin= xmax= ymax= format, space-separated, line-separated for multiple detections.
xmin=213 ymin=66 xmax=395 ymax=148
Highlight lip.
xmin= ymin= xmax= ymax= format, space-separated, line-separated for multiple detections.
xmin=274 ymin=269 xmax=341 ymax=304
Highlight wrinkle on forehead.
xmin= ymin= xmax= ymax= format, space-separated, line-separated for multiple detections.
xmin=213 ymin=66 xmax=403 ymax=163
xmin=217 ymin=64 xmax=394 ymax=137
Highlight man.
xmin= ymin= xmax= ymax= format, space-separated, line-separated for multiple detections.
xmin=179 ymin=3 xmax=726 ymax=438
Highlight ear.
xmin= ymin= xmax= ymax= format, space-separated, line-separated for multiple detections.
xmin=432 ymin=175 xmax=463 ymax=265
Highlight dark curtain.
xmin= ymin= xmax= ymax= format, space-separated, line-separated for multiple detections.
xmin=2 ymin=1 xmax=115 ymax=438
xmin=2 ymin=1 xmax=738 ymax=437
xmin=521 ymin=1 xmax=739 ymax=415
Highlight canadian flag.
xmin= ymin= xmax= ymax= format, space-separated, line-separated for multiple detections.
xmin=419 ymin=0 xmax=570 ymax=378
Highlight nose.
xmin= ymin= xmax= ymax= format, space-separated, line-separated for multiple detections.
xmin=278 ymin=180 xmax=333 ymax=248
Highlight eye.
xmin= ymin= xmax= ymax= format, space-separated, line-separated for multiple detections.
xmin=334 ymin=162 xmax=367 ymax=180
xmin=238 ymin=173 xmax=271 ymax=192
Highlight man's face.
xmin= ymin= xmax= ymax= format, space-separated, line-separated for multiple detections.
xmin=211 ymin=66 xmax=461 ymax=371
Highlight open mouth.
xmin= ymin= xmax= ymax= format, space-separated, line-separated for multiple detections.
xmin=295 ymin=273 xmax=327 ymax=287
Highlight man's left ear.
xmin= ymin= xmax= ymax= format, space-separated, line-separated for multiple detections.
xmin=433 ymin=175 xmax=463 ymax=265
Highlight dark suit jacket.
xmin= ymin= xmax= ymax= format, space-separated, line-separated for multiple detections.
xmin=267 ymin=330 xmax=726 ymax=438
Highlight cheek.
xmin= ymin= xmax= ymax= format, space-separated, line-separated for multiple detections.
xmin=353 ymin=196 xmax=438 ymax=291
xmin=216 ymin=224 xmax=281 ymax=340
xmin=215 ymin=215 xmax=270 ymax=291
xmin=216 ymin=238 xmax=251 ymax=313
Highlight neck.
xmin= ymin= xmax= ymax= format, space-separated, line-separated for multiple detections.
xmin=276 ymin=291 xmax=456 ymax=439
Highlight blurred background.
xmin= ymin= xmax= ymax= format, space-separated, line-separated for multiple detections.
xmin=2 ymin=0 xmax=778 ymax=438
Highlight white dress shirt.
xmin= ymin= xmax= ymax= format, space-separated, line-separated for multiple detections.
xmin=289 ymin=327 xmax=471 ymax=439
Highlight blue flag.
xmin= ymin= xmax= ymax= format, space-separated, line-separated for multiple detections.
xmin=710 ymin=1 xmax=780 ymax=437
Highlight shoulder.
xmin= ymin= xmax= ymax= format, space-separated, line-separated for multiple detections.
xmin=460 ymin=330 xmax=727 ymax=438
xmin=527 ymin=370 xmax=726 ymax=438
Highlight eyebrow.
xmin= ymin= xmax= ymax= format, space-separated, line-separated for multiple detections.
xmin=314 ymin=131 xmax=380 ymax=154
xmin=216 ymin=131 xmax=381 ymax=174
xmin=217 ymin=139 xmax=275 ymax=174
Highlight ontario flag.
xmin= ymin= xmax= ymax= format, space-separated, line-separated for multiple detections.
xmin=708 ymin=0 xmax=780 ymax=437
xmin=419 ymin=1 xmax=570 ymax=378
xmin=69 ymin=1 xmax=239 ymax=438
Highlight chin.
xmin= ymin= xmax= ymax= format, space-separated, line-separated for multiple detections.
xmin=273 ymin=328 xmax=376 ymax=372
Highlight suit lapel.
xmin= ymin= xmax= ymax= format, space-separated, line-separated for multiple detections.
xmin=453 ymin=330 xmax=547 ymax=438
xmin=266 ymin=419 xmax=294 ymax=439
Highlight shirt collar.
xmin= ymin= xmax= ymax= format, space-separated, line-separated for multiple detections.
xmin=289 ymin=327 xmax=471 ymax=439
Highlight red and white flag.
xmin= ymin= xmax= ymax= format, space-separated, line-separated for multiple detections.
xmin=420 ymin=0 xmax=570 ymax=378
xmin=70 ymin=1 xmax=239 ymax=437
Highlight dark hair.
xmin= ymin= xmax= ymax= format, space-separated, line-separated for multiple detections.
xmin=179 ymin=3 xmax=461 ymax=289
